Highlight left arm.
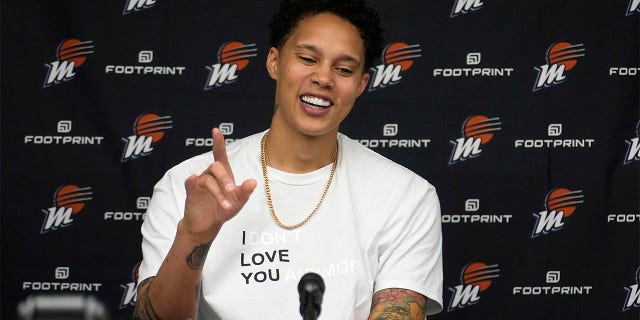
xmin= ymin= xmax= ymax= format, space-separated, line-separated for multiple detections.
xmin=367 ymin=288 xmax=428 ymax=320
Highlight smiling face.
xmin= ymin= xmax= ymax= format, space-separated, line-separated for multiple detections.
xmin=266 ymin=12 xmax=370 ymax=139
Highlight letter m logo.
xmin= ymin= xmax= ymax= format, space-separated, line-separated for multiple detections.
xmin=449 ymin=137 xmax=482 ymax=164
xmin=531 ymin=210 xmax=565 ymax=237
xmin=369 ymin=64 xmax=402 ymax=91
xmin=533 ymin=64 xmax=566 ymax=91
xmin=43 ymin=60 xmax=76 ymax=87
xmin=124 ymin=0 xmax=157 ymax=14
xmin=41 ymin=207 xmax=74 ymax=233
xmin=121 ymin=135 xmax=154 ymax=161
xmin=451 ymin=0 xmax=484 ymax=17
xmin=448 ymin=284 xmax=481 ymax=311
xmin=205 ymin=63 xmax=239 ymax=89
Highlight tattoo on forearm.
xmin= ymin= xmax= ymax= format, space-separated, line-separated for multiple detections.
xmin=369 ymin=288 xmax=427 ymax=320
xmin=132 ymin=277 xmax=164 ymax=320
xmin=143 ymin=287 xmax=164 ymax=320
xmin=186 ymin=240 xmax=213 ymax=270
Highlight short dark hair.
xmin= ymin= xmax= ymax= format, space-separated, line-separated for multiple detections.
xmin=269 ymin=0 xmax=384 ymax=70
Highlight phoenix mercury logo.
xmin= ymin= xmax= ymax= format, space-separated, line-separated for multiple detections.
xmin=368 ymin=42 xmax=421 ymax=91
xmin=204 ymin=41 xmax=257 ymax=90
xmin=531 ymin=188 xmax=584 ymax=237
xmin=41 ymin=185 xmax=93 ymax=233
xmin=623 ymin=267 xmax=640 ymax=311
xmin=121 ymin=113 xmax=173 ymax=162
xmin=447 ymin=262 xmax=500 ymax=311
xmin=449 ymin=115 xmax=501 ymax=164
xmin=533 ymin=42 xmax=585 ymax=91
xmin=43 ymin=39 xmax=94 ymax=87
xmin=624 ymin=120 xmax=640 ymax=165
xmin=120 ymin=262 xmax=141 ymax=308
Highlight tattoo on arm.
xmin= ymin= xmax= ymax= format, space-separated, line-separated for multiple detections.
xmin=132 ymin=277 xmax=165 ymax=320
xmin=368 ymin=288 xmax=428 ymax=320
xmin=186 ymin=240 xmax=213 ymax=270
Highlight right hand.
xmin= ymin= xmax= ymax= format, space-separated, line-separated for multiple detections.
xmin=182 ymin=128 xmax=257 ymax=242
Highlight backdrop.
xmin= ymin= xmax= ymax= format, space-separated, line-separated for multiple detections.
xmin=2 ymin=1 xmax=639 ymax=319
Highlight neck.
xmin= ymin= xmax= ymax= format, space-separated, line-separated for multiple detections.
xmin=264 ymin=128 xmax=338 ymax=174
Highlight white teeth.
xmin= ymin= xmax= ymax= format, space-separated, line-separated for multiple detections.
xmin=301 ymin=95 xmax=332 ymax=107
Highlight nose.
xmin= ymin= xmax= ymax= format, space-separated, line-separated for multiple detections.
xmin=311 ymin=65 xmax=334 ymax=89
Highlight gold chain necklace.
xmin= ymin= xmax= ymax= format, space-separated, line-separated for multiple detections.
xmin=260 ymin=132 xmax=338 ymax=230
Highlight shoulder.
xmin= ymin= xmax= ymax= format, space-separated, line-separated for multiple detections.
xmin=338 ymin=133 xmax=435 ymax=192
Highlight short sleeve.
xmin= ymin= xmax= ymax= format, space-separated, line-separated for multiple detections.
xmin=137 ymin=171 xmax=186 ymax=285
xmin=373 ymin=180 xmax=443 ymax=315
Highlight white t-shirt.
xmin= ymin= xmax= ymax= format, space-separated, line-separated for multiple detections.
xmin=138 ymin=131 xmax=443 ymax=319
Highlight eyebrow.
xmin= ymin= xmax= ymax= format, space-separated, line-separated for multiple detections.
xmin=294 ymin=44 xmax=362 ymax=65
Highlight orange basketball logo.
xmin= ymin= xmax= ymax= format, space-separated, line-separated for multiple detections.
xmin=57 ymin=39 xmax=94 ymax=67
xmin=462 ymin=262 xmax=500 ymax=292
xmin=545 ymin=188 xmax=584 ymax=217
xmin=546 ymin=42 xmax=584 ymax=71
xmin=463 ymin=116 xmax=501 ymax=144
xmin=55 ymin=185 xmax=93 ymax=214
xmin=219 ymin=42 xmax=256 ymax=71
xmin=383 ymin=42 xmax=421 ymax=71
xmin=134 ymin=113 xmax=172 ymax=143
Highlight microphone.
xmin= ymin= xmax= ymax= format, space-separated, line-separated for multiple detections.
xmin=298 ymin=272 xmax=325 ymax=320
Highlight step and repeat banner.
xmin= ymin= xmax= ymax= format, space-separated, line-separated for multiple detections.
xmin=2 ymin=1 xmax=639 ymax=319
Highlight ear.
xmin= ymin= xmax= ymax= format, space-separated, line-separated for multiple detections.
xmin=356 ymin=71 xmax=370 ymax=97
xmin=266 ymin=47 xmax=279 ymax=80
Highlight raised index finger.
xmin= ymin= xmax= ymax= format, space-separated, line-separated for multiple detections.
xmin=212 ymin=128 xmax=233 ymax=178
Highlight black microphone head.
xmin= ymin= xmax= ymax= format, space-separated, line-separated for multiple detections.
xmin=298 ymin=272 xmax=325 ymax=318
xmin=298 ymin=272 xmax=325 ymax=295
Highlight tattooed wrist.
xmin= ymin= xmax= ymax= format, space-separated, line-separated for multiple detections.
xmin=142 ymin=285 xmax=164 ymax=320
xmin=186 ymin=241 xmax=213 ymax=270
